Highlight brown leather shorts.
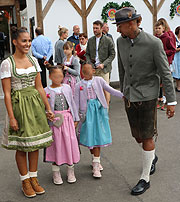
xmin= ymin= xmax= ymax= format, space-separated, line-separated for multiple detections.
xmin=124 ymin=98 xmax=158 ymax=140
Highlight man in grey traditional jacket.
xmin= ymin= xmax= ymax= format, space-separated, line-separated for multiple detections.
xmin=114 ymin=7 xmax=176 ymax=195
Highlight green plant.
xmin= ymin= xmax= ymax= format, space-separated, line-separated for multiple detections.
xmin=101 ymin=1 xmax=134 ymax=23
xmin=170 ymin=0 xmax=180 ymax=18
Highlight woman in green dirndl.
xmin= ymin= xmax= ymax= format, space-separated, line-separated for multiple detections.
xmin=0 ymin=27 xmax=54 ymax=198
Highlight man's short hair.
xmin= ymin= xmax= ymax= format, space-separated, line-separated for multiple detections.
xmin=93 ymin=20 xmax=103 ymax=28
xmin=35 ymin=27 xmax=43 ymax=35
xmin=154 ymin=21 xmax=163 ymax=28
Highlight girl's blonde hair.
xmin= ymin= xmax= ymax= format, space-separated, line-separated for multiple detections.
xmin=58 ymin=25 xmax=68 ymax=37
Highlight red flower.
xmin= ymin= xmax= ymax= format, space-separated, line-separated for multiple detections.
xmin=46 ymin=93 xmax=51 ymax=98
xmin=80 ymin=86 xmax=83 ymax=91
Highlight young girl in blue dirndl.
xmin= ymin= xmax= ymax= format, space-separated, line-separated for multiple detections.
xmin=74 ymin=63 xmax=124 ymax=178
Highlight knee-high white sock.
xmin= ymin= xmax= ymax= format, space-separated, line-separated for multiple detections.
xmin=140 ymin=149 xmax=155 ymax=182
xmin=52 ymin=164 xmax=60 ymax=172
xmin=20 ymin=173 xmax=30 ymax=181
xmin=29 ymin=171 xmax=37 ymax=178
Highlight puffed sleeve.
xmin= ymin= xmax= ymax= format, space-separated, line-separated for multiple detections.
xmin=0 ymin=59 xmax=11 ymax=79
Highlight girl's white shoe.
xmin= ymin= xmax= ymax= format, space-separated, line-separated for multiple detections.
xmin=67 ymin=166 xmax=76 ymax=183
xmin=53 ymin=171 xmax=63 ymax=185
xmin=92 ymin=162 xmax=102 ymax=178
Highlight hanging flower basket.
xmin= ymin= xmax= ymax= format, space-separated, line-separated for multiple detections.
xmin=170 ymin=0 xmax=180 ymax=18
xmin=101 ymin=1 xmax=134 ymax=23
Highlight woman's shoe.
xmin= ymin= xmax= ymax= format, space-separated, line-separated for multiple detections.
xmin=30 ymin=177 xmax=45 ymax=195
xmin=22 ymin=178 xmax=36 ymax=198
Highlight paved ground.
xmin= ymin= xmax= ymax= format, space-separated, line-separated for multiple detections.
xmin=0 ymin=90 xmax=180 ymax=202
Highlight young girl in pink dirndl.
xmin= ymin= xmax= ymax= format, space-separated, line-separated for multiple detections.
xmin=62 ymin=41 xmax=80 ymax=95
xmin=44 ymin=65 xmax=80 ymax=185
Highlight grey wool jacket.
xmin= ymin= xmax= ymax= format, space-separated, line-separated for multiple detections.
xmin=117 ymin=30 xmax=176 ymax=103
xmin=86 ymin=35 xmax=115 ymax=74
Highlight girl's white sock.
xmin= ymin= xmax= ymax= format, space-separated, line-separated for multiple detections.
xmin=92 ymin=156 xmax=100 ymax=163
xmin=52 ymin=164 xmax=60 ymax=172
xmin=140 ymin=149 xmax=155 ymax=182
xmin=20 ymin=173 xmax=30 ymax=181
xmin=29 ymin=171 xmax=37 ymax=178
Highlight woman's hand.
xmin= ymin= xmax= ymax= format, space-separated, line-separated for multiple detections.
xmin=74 ymin=121 xmax=79 ymax=128
xmin=46 ymin=110 xmax=54 ymax=121
xmin=10 ymin=118 xmax=19 ymax=131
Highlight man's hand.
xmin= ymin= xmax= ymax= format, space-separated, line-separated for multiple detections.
xmin=166 ymin=105 xmax=175 ymax=119
xmin=97 ymin=64 xmax=104 ymax=69
xmin=44 ymin=60 xmax=49 ymax=65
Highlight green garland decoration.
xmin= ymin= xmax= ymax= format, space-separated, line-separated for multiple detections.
xmin=101 ymin=1 xmax=134 ymax=23
xmin=170 ymin=0 xmax=180 ymax=18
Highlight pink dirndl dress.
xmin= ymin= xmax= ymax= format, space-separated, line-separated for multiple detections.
xmin=44 ymin=90 xmax=80 ymax=166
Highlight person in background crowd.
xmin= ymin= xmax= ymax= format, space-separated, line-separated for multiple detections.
xmin=154 ymin=21 xmax=176 ymax=110
xmin=102 ymin=22 xmax=114 ymax=42
xmin=115 ymin=7 xmax=176 ymax=195
xmin=31 ymin=27 xmax=53 ymax=88
xmin=86 ymin=20 xmax=115 ymax=107
xmin=172 ymin=26 xmax=180 ymax=91
xmin=54 ymin=26 xmax=68 ymax=65
xmin=67 ymin=25 xmax=80 ymax=48
xmin=75 ymin=33 xmax=88 ymax=78
xmin=158 ymin=18 xmax=176 ymax=48
xmin=63 ymin=41 xmax=80 ymax=95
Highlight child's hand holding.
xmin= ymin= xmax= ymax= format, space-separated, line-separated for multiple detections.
xmin=74 ymin=121 xmax=79 ymax=128
xmin=46 ymin=110 xmax=54 ymax=121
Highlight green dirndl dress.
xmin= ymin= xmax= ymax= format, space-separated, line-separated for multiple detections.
xmin=1 ymin=55 xmax=53 ymax=152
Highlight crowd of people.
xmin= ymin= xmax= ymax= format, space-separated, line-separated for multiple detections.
xmin=0 ymin=6 xmax=178 ymax=198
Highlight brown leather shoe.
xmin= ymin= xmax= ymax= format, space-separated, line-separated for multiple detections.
xmin=30 ymin=177 xmax=45 ymax=195
xmin=22 ymin=178 xmax=36 ymax=198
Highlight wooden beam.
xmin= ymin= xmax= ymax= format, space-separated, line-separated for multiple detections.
xmin=42 ymin=0 xmax=55 ymax=19
xmin=68 ymin=0 xmax=82 ymax=16
xmin=81 ymin=0 xmax=87 ymax=33
xmin=35 ymin=0 xmax=44 ymax=32
xmin=157 ymin=0 xmax=165 ymax=13
xmin=0 ymin=0 xmax=15 ymax=7
xmin=152 ymin=0 xmax=157 ymax=35
xmin=15 ymin=0 xmax=21 ymax=27
xmin=86 ymin=0 xmax=97 ymax=16
xmin=143 ymin=0 xmax=153 ymax=14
